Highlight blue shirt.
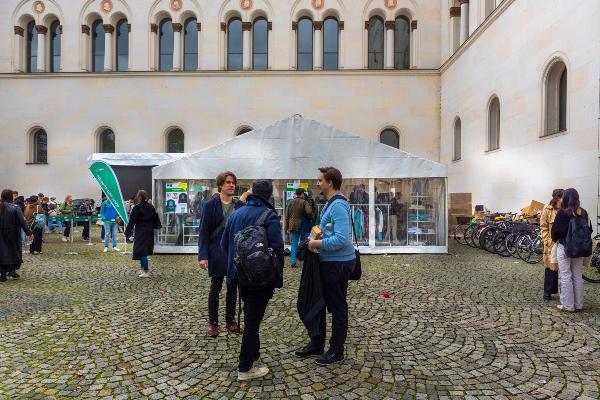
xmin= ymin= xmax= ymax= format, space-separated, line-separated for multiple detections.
xmin=319 ymin=193 xmax=356 ymax=262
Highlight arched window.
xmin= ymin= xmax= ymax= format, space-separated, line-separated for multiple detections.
xmin=167 ymin=129 xmax=184 ymax=153
xmin=544 ymin=61 xmax=567 ymax=136
xmin=394 ymin=16 xmax=410 ymax=70
xmin=380 ymin=129 xmax=399 ymax=149
xmin=92 ymin=20 xmax=105 ymax=72
xmin=227 ymin=18 xmax=243 ymax=71
xmin=32 ymin=129 xmax=47 ymax=163
xmin=323 ymin=17 xmax=339 ymax=71
xmin=98 ymin=129 xmax=115 ymax=153
xmin=368 ymin=16 xmax=384 ymax=70
xmin=50 ymin=21 xmax=61 ymax=72
xmin=159 ymin=19 xmax=174 ymax=71
xmin=453 ymin=118 xmax=461 ymax=161
xmin=252 ymin=17 xmax=268 ymax=70
xmin=184 ymin=17 xmax=198 ymax=71
xmin=297 ymin=17 xmax=313 ymax=71
xmin=116 ymin=19 xmax=129 ymax=71
xmin=26 ymin=22 xmax=38 ymax=73
xmin=236 ymin=127 xmax=253 ymax=136
xmin=487 ymin=97 xmax=500 ymax=151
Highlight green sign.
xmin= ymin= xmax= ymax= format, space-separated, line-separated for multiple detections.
xmin=89 ymin=161 xmax=129 ymax=225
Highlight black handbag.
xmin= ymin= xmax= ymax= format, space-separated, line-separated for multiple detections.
xmin=348 ymin=209 xmax=362 ymax=281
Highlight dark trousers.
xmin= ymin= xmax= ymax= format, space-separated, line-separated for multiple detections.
xmin=544 ymin=268 xmax=558 ymax=297
xmin=208 ymin=276 xmax=237 ymax=324
xmin=81 ymin=221 xmax=90 ymax=240
xmin=238 ymin=287 xmax=273 ymax=372
xmin=63 ymin=222 xmax=71 ymax=238
xmin=311 ymin=260 xmax=353 ymax=354
xmin=30 ymin=227 xmax=43 ymax=253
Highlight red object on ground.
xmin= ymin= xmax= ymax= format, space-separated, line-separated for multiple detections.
xmin=383 ymin=291 xmax=390 ymax=298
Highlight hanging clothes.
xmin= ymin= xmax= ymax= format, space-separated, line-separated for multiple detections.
xmin=376 ymin=207 xmax=384 ymax=240
xmin=353 ymin=207 xmax=363 ymax=240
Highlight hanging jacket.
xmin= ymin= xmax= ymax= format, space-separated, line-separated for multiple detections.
xmin=296 ymin=240 xmax=325 ymax=338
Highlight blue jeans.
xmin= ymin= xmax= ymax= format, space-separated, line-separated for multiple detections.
xmin=140 ymin=256 xmax=148 ymax=272
xmin=290 ymin=230 xmax=301 ymax=266
xmin=47 ymin=217 xmax=63 ymax=233
xmin=20 ymin=228 xmax=26 ymax=248
xmin=103 ymin=220 xmax=118 ymax=248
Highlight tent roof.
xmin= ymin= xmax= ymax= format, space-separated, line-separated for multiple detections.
xmin=152 ymin=115 xmax=447 ymax=180
xmin=89 ymin=153 xmax=189 ymax=167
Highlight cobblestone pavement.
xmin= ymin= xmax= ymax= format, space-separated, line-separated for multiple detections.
xmin=1 ymin=228 xmax=599 ymax=399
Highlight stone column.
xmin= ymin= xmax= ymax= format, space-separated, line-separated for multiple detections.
xmin=384 ymin=20 xmax=394 ymax=69
xmin=410 ymin=20 xmax=417 ymax=68
xmin=242 ymin=22 xmax=251 ymax=70
xmin=14 ymin=26 xmax=24 ymax=72
xmin=313 ymin=21 xmax=323 ymax=70
xmin=36 ymin=25 xmax=47 ymax=72
xmin=82 ymin=25 xmax=90 ymax=71
xmin=172 ymin=23 xmax=183 ymax=71
xmin=103 ymin=24 xmax=114 ymax=71
xmin=449 ymin=7 xmax=461 ymax=52
xmin=459 ymin=0 xmax=469 ymax=44
xmin=196 ymin=22 xmax=202 ymax=70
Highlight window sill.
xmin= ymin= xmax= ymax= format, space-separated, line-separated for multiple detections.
xmin=484 ymin=148 xmax=501 ymax=154
xmin=451 ymin=158 xmax=462 ymax=163
xmin=25 ymin=162 xmax=48 ymax=165
xmin=539 ymin=130 xmax=568 ymax=141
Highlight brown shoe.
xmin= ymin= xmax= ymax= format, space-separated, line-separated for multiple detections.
xmin=208 ymin=322 xmax=219 ymax=338
xmin=227 ymin=320 xmax=243 ymax=334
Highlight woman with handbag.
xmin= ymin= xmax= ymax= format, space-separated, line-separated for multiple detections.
xmin=539 ymin=189 xmax=563 ymax=300
xmin=24 ymin=196 xmax=45 ymax=255
xmin=60 ymin=195 xmax=74 ymax=242
xmin=124 ymin=190 xmax=162 ymax=278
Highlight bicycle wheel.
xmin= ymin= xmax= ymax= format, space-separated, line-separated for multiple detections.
xmin=583 ymin=245 xmax=600 ymax=283
xmin=454 ymin=223 xmax=468 ymax=245
xmin=493 ymin=230 xmax=511 ymax=257
xmin=479 ymin=226 xmax=498 ymax=253
xmin=465 ymin=225 xmax=478 ymax=248
xmin=505 ymin=232 xmax=520 ymax=257
xmin=521 ymin=235 xmax=543 ymax=264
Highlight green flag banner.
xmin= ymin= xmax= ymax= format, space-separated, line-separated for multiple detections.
xmin=89 ymin=161 xmax=129 ymax=225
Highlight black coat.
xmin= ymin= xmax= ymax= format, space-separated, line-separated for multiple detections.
xmin=125 ymin=201 xmax=162 ymax=260
xmin=197 ymin=196 xmax=243 ymax=277
xmin=296 ymin=240 xmax=325 ymax=338
xmin=0 ymin=203 xmax=32 ymax=270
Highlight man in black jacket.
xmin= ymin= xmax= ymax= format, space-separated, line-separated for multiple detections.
xmin=221 ymin=180 xmax=284 ymax=381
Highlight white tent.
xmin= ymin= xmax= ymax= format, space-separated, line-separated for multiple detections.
xmin=152 ymin=115 xmax=448 ymax=254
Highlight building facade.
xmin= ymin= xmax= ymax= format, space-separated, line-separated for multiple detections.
xmin=0 ymin=0 xmax=598 ymax=222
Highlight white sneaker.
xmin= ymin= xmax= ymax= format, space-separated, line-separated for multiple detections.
xmin=138 ymin=272 xmax=150 ymax=278
xmin=103 ymin=247 xmax=108 ymax=253
xmin=237 ymin=366 xmax=269 ymax=381
xmin=61 ymin=237 xmax=68 ymax=242
xmin=112 ymin=247 xmax=120 ymax=252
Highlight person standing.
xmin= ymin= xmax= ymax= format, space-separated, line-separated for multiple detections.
xmin=0 ymin=189 xmax=32 ymax=281
xmin=24 ymin=196 xmax=44 ymax=255
xmin=60 ymin=195 xmax=74 ymax=242
xmin=79 ymin=199 xmax=95 ymax=241
xmin=285 ymin=188 xmax=313 ymax=268
xmin=390 ymin=193 xmax=401 ymax=244
xmin=221 ymin=180 xmax=284 ymax=381
xmin=125 ymin=190 xmax=162 ymax=278
xmin=539 ymin=189 xmax=563 ymax=301
xmin=551 ymin=188 xmax=592 ymax=312
xmin=296 ymin=166 xmax=356 ymax=366
xmin=100 ymin=198 xmax=120 ymax=252
xmin=198 ymin=172 xmax=243 ymax=337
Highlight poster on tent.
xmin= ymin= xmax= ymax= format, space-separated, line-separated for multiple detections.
xmin=165 ymin=182 xmax=188 ymax=214
xmin=286 ymin=181 xmax=310 ymax=202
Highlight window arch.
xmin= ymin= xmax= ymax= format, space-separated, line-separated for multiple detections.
xmin=26 ymin=21 xmax=38 ymax=72
xmin=487 ymin=96 xmax=500 ymax=151
xmin=184 ymin=17 xmax=198 ymax=71
xmin=116 ymin=19 xmax=129 ymax=71
xmin=227 ymin=17 xmax=243 ymax=71
xmin=252 ymin=17 xmax=268 ymax=70
xmin=380 ymin=129 xmax=400 ymax=149
xmin=394 ymin=16 xmax=410 ymax=70
xmin=297 ymin=17 xmax=313 ymax=71
xmin=159 ymin=18 xmax=174 ymax=71
xmin=166 ymin=129 xmax=184 ymax=153
xmin=323 ymin=17 xmax=339 ymax=71
xmin=236 ymin=126 xmax=253 ymax=136
xmin=31 ymin=129 xmax=47 ymax=163
xmin=544 ymin=60 xmax=567 ymax=136
xmin=91 ymin=20 xmax=105 ymax=72
xmin=453 ymin=118 xmax=461 ymax=161
xmin=98 ymin=129 xmax=116 ymax=153
xmin=368 ymin=16 xmax=384 ymax=70
xmin=50 ymin=21 xmax=61 ymax=72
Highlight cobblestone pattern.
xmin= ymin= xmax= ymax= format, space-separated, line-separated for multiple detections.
xmin=0 ymin=229 xmax=599 ymax=399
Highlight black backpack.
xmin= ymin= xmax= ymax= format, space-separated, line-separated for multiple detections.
xmin=233 ymin=209 xmax=280 ymax=290
xmin=565 ymin=211 xmax=593 ymax=258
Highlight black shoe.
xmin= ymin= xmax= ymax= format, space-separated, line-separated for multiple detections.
xmin=8 ymin=271 xmax=20 ymax=279
xmin=543 ymin=294 xmax=552 ymax=301
xmin=315 ymin=349 xmax=344 ymax=365
xmin=295 ymin=344 xmax=324 ymax=358
xmin=0 ymin=274 xmax=6 ymax=282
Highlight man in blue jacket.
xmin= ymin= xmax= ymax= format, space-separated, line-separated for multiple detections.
xmin=100 ymin=199 xmax=120 ymax=252
xmin=297 ymin=166 xmax=356 ymax=365
xmin=221 ymin=180 xmax=284 ymax=381
xmin=198 ymin=171 xmax=243 ymax=338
